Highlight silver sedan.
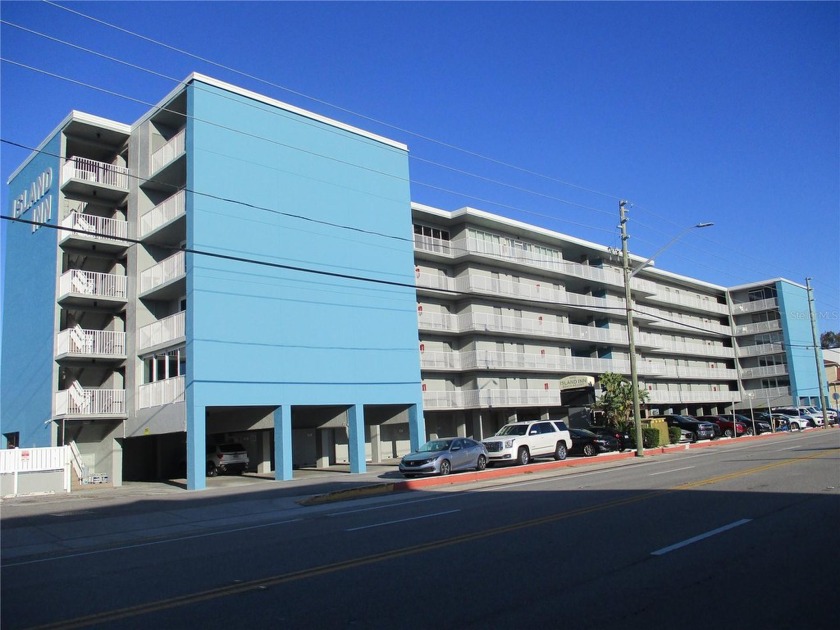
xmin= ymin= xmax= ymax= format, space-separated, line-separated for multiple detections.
xmin=399 ymin=437 xmax=488 ymax=477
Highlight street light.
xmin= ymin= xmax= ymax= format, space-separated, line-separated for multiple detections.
xmin=619 ymin=201 xmax=713 ymax=457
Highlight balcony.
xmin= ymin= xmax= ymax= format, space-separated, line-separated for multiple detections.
xmin=646 ymin=390 xmax=741 ymax=405
xmin=732 ymin=297 xmax=778 ymax=315
xmin=637 ymin=305 xmax=732 ymax=336
xmin=138 ymin=376 xmax=185 ymax=409
xmin=137 ymin=312 xmax=185 ymax=353
xmin=139 ymin=190 xmax=186 ymax=243
xmin=735 ymin=320 xmax=781 ymax=336
xmin=55 ymin=385 xmax=126 ymax=416
xmin=652 ymin=365 xmax=739 ymax=380
xmin=150 ymin=128 xmax=186 ymax=174
xmin=58 ymin=270 xmax=127 ymax=307
xmin=646 ymin=338 xmax=735 ymax=359
xmin=139 ymin=251 xmax=186 ymax=299
xmin=736 ymin=342 xmax=785 ymax=358
xmin=414 ymin=234 xmax=454 ymax=258
xmin=61 ymin=157 xmax=129 ymax=201
xmin=59 ymin=206 xmax=128 ymax=253
xmin=743 ymin=385 xmax=791 ymax=403
xmin=56 ymin=327 xmax=126 ymax=362
xmin=421 ymin=388 xmax=562 ymax=410
xmin=739 ymin=364 xmax=789 ymax=380
xmin=646 ymin=290 xmax=730 ymax=315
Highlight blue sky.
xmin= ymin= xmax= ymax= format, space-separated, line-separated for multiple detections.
xmin=1 ymin=1 xmax=838 ymax=333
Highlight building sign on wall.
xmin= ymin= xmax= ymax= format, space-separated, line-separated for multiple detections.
xmin=559 ymin=375 xmax=595 ymax=391
xmin=11 ymin=167 xmax=53 ymax=233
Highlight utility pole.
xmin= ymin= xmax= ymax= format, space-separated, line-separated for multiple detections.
xmin=805 ymin=278 xmax=830 ymax=428
xmin=620 ymin=201 xmax=644 ymax=457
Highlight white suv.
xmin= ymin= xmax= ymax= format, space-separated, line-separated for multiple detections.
xmin=482 ymin=420 xmax=572 ymax=466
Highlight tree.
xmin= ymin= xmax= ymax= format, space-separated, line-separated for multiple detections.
xmin=592 ymin=372 xmax=649 ymax=430
xmin=821 ymin=331 xmax=840 ymax=349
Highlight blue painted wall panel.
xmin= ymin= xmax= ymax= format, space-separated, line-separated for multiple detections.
xmin=776 ymin=280 xmax=824 ymax=404
xmin=184 ymin=81 xmax=421 ymax=409
xmin=1 ymin=136 xmax=61 ymax=446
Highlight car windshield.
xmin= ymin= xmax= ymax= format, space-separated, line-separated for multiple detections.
xmin=418 ymin=440 xmax=451 ymax=452
xmin=496 ymin=424 xmax=528 ymax=436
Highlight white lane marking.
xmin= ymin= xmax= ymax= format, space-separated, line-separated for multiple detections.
xmin=649 ymin=466 xmax=695 ymax=476
xmin=4 ymin=518 xmax=303 ymax=567
xmin=345 ymin=509 xmax=460 ymax=532
xmin=651 ymin=519 xmax=752 ymax=556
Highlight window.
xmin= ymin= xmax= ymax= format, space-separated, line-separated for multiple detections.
xmin=144 ymin=347 xmax=186 ymax=383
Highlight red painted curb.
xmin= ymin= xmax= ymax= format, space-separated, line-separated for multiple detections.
xmin=309 ymin=427 xmax=834 ymax=503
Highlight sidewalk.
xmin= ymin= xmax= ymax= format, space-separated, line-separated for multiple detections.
xmin=0 ymin=430 xmax=810 ymax=562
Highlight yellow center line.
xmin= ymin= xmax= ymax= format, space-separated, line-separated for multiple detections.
xmin=30 ymin=448 xmax=836 ymax=630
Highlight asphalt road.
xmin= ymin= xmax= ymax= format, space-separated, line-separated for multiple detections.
xmin=2 ymin=429 xmax=838 ymax=629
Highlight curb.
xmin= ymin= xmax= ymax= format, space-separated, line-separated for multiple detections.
xmin=299 ymin=427 xmax=833 ymax=505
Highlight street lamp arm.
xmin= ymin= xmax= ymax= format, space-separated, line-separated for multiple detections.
xmin=628 ymin=222 xmax=714 ymax=279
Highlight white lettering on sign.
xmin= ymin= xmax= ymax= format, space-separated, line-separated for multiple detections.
xmin=12 ymin=168 xmax=53 ymax=232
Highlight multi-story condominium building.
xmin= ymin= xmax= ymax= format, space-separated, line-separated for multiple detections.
xmin=2 ymin=74 xmax=424 ymax=489
xmin=2 ymin=74 xmax=828 ymax=489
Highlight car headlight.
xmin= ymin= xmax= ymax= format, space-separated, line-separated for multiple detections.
xmin=504 ymin=438 xmax=515 ymax=448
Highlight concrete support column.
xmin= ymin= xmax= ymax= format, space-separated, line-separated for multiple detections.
xmin=317 ymin=429 xmax=334 ymax=468
xmin=274 ymin=406 xmax=293 ymax=481
xmin=408 ymin=404 xmax=425 ymax=452
xmin=257 ymin=430 xmax=272 ymax=474
xmin=187 ymin=404 xmax=206 ymax=491
xmin=454 ymin=411 xmax=467 ymax=438
xmin=347 ymin=404 xmax=366 ymax=474
xmin=369 ymin=423 xmax=381 ymax=463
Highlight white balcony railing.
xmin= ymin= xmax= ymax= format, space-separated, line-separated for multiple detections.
xmin=55 ymin=387 xmax=126 ymax=415
xmin=422 ymin=388 xmax=562 ymax=410
xmin=646 ymin=390 xmax=741 ymax=404
xmin=647 ymin=291 xmax=730 ymax=315
xmin=56 ymin=327 xmax=126 ymax=358
xmin=740 ymin=364 xmax=789 ymax=380
xmin=735 ymin=320 xmax=781 ymax=336
xmin=137 ymin=312 xmax=185 ymax=351
xmin=736 ymin=342 xmax=785 ymax=358
xmin=732 ymin=297 xmax=778 ymax=314
xmin=140 ymin=251 xmax=185 ymax=294
xmin=647 ymin=339 xmax=735 ymax=358
xmin=744 ymin=386 xmax=791 ymax=402
xmin=58 ymin=270 xmax=127 ymax=301
xmin=150 ymin=128 xmax=186 ymax=174
xmin=60 ymin=211 xmax=128 ymax=243
xmin=138 ymin=376 xmax=185 ymax=409
xmin=653 ymin=365 xmax=739 ymax=380
xmin=62 ymin=157 xmax=129 ymax=190
xmin=414 ymin=235 xmax=454 ymax=257
xmin=139 ymin=190 xmax=186 ymax=238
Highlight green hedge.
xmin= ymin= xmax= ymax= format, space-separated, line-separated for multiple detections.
xmin=668 ymin=427 xmax=682 ymax=444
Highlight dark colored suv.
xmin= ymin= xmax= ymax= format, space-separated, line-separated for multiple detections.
xmin=649 ymin=414 xmax=717 ymax=442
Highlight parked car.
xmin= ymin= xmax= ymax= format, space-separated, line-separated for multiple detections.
xmin=772 ymin=407 xmax=818 ymax=428
xmin=568 ymin=428 xmax=619 ymax=456
xmin=695 ymin=415 xmax=747 ymax=438
xmin=206 ymin=443 xmax=249 ymax=476
xmin=649 ymin=415 xmax=717 ymax=442
xmin=588 ymin=425 xmax=633 ymax=451
xmin=771 ymin=412 xmax=807 ymax=431
xmin=399 ymin=437 xmax=488 ymax=477
xmin=482 ymin=420 xmax=572 ymax=466
xmin=732 ymin=413 xmax=771 ymax=434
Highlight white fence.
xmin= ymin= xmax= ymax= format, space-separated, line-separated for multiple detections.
xmin=0 ymin=447 xmax=72 ymax=496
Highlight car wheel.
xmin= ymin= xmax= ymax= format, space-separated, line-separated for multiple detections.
xmin=745 ymin=428 xmax=754 ymax=436
xmin=554 ymin=442 xmax=567 ymax=461
xmin=690 ymin=433 xmax=698 ymax=443
xmin=517 ymin=447 xmax=530 ymax=466
xmin=583 ymin=443 xmax=596 ymax=457
xmin=723 ymin=429 xmax=733 ymax=438
xmin=476 ymin=454 xmax=487 ymax=471
xmin=439 ymin=459 xmax=451 ymax=476
xmin=206 ymin=462 xmax=218 ymax=477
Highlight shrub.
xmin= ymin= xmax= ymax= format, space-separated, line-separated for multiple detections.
xmin=668 ymin=427 xmax=682 ymax=444
xmin=642 ymin=428 xmax=660 ymax=448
